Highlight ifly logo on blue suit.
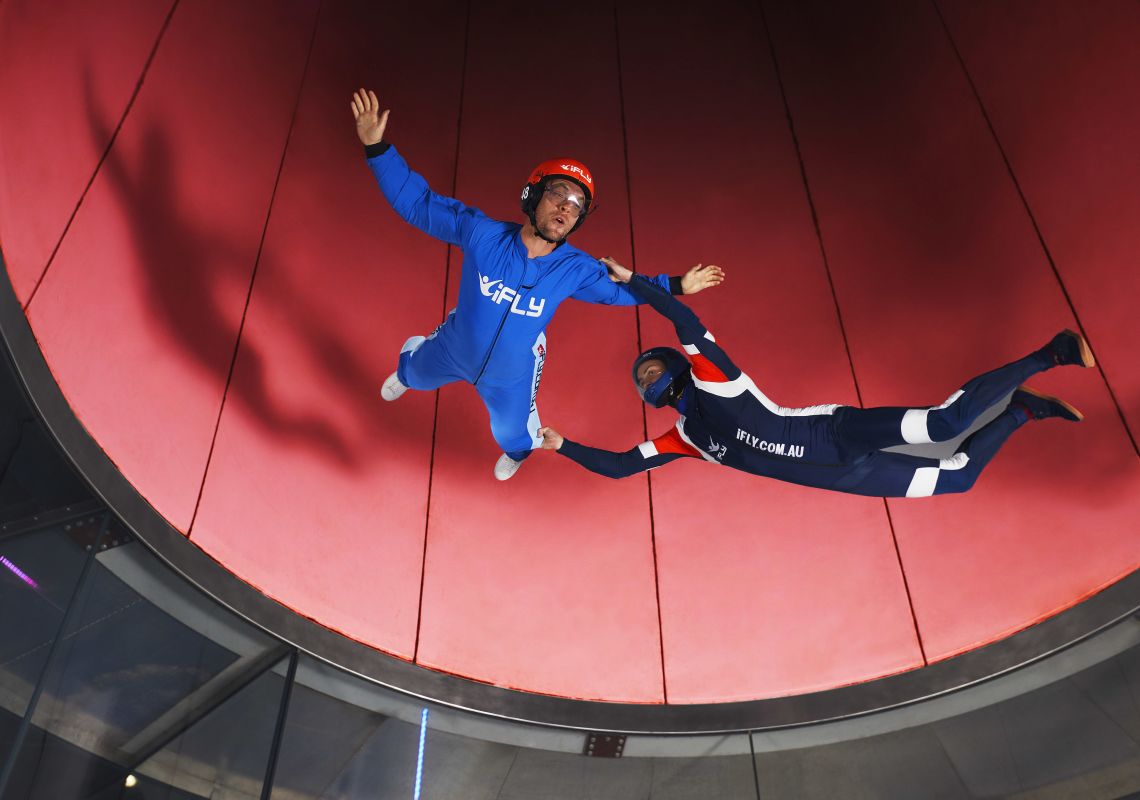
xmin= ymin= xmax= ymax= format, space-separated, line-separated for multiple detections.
xmin=478 ymin=273 xmax=546 ymax=317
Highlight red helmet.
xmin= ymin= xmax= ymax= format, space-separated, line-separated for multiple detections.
xmin=520 ymin=158 xmax=596 ymax=240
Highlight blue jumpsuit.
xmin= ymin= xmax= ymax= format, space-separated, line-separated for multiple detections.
xmin=558 ymin=276 xmax=1053 ymax=497
xmin=367 ymin=145 xmax=673 ymax=459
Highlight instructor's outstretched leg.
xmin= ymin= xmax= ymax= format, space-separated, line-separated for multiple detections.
xmin=834 ymin=330 xmax=1093 ymax=456
xmin=844 ymin=384 xmax=1083 ymax=497
xmin=927 ymin=382 xmax=1086 ymax=496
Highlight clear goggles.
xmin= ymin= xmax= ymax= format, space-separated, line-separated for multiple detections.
xmin=543 ymin=182 xmax=587 ymax=216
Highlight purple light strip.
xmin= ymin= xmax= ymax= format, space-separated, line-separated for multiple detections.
xmin=0 ymin=555 xmax=39 ymax=589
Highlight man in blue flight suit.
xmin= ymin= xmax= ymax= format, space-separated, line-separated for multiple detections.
xmin=539 ymin=258 xmax=1095 ymax=497
xmin=351 ymin=89 xmax=723 ymax=480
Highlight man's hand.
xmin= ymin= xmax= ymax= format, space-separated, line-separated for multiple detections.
xmin=600 ymin=256 xmax=634 ymax=284
xmin=351 ymin=88 xmax=389 ymax=146
xmin=538 ymin=427 xmax=564 ymax=450
xmin=680 ymin=264 xmax=725 ymax=295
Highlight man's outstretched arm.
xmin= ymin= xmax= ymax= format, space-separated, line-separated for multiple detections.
xmin=539 ymin=426 xmax=695 ymax=479
xmin=602 ymin=258 xmax=742 ymax=381
xmin=352 ymin=88 xmax=481 ymax=246
xmin=572 ymin=260 xmax=726 ymax=306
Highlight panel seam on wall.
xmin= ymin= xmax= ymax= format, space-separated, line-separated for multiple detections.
xmin=756 ymin=0 xmax=929 ymax=664
xmin=882 ymin=499 xmax=928 ymax=663
xmin=614 ymin=1 xmax=669 ymax=704
xmin=755 ymin=0 xmax=863 ymax=410
xmin=749 ymin=730 xmax=765 ymax=800
xmin=931 ymin=0 xmax=1139 ymax=459
xmin=187 ymin=0 xmax=324 ymax=536
xmin=415 ymin=0 xmax=473 ymax=663
xmin=23 ymin=0 xmax=182 ymax=313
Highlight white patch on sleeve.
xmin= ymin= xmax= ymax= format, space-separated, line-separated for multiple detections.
xmin=638 ymin=441 xmax=659 ymax=459
xmin=683 ymin=343 xmax=700 ymax=355
xmin=704 ymin=331 xmax=716 ymax=342
xmin=905 ymin=467 xmax=940 ymax=497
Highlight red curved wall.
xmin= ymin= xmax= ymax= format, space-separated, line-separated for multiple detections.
xmin=2 ymin=0 xmax=1136 ymax=703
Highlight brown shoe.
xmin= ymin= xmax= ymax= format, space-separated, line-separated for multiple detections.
xmin=1048 ymin=329 xmax=1095 ymax=368
xmin=1011 ymin=386 xmax=1083 ymax=421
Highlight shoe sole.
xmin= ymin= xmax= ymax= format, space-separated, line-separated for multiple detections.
xmin=1061 ymin=328 xmax=1096 ymax=368
xmin=381 ymin=373 xmax=406 ymax=401
xmin=494 ymin=456 xmax=522 ymax=481
xmin=382 ymin=337 xmax=423 ymax=401
xmin=1017 ymin=385 xmax=1083 ymax=421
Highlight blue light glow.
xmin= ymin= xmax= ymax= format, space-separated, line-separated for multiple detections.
xmin=413 ymin=707 xmax=428 ymax=800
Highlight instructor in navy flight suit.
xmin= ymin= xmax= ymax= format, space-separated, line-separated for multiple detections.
xmin=540 ymin=258 xmax=1094 ymax=498
xmin=352 ymin=89 xmax=723 ymax=480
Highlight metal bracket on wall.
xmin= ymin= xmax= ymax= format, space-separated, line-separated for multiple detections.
xmin=65 ymin=511 xmax=133 ymax=553
xmin=0 ymin=497 xmax=106 ymax=541
xmin=584 ymin=732 xmax=626 ymax=758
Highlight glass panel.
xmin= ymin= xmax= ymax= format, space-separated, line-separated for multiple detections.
xmin=488 ymin=739 xmax=760 ymax=800
xmin=646 ymin=747 xmax=760 ymax=799
xmin=269 ymin=655 xmax=425 ymax=799
xmin=267 ymin=655 xmax=761 ymax=800
xmin=29 ymin=550 xmax=238 ymax=741
xmin=3 ymin=533 xmax=281 ymax=798
xmin=0 ymin=360 xmax=90 ymax=525
xmin=1 ymin=722 xmax=133 ymax=800
xmin=269 ymin=655 xmax=533 ymax=799
xmin=132 ymin=659 xmax=288 ymax=799
xmin=0 ymin=524 xmax=92 ymax=732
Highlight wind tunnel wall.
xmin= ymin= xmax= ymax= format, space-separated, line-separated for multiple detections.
xmin=1 ymin=0 xmax=1137 ymax=705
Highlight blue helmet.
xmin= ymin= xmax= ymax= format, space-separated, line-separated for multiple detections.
xmin=632 ymin=347 xmax=691 ymax=408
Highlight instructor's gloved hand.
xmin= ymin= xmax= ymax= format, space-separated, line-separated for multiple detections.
xmin=351 ymin=88 xmax=389 ymax=146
